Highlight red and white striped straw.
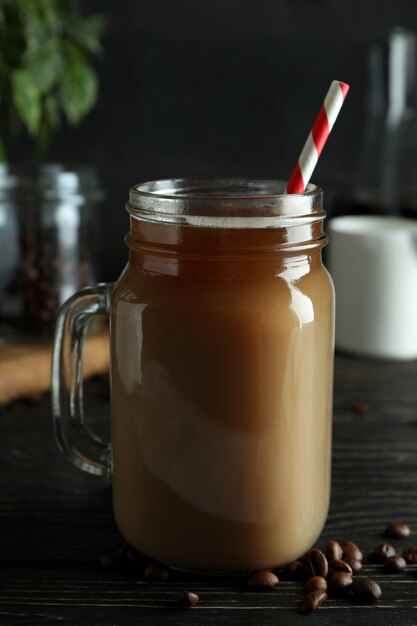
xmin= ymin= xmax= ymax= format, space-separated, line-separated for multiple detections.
xmin=286 ymin=80 xmax=350 ymax=194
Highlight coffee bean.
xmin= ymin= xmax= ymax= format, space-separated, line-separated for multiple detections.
xmin=384 ymin=555 xmax=407 ymax=573
xmin=285 ymin=560 xmax=304 ymax=579
xmin=343 ymin=557 xmax=362 ymax=574
xmin=25 ymin=392 xmax=43 ymax=405
xmin=247 ymin=570 xmax=279 ymax=588
xmin=329 ymin=571 xmax=353 ymax=595
xmin=305 ymin=576 xmax=327 ymax=593
xmin=372 ymin=543 xmax=396 ymax=562
xmin=341 ymin=540 xmax=363 ymax=562
xmin=403 ymin=547 xmax=417 ymax=564
xmin=303 ymin=549 xmax=328 ymax=578
xmin=324 ymin=539 xmax=343 ymax=562
xmin=300 ymin=590 xmax=327 ymax=614
xmin=100 ymin=550 xmax=125 ymax=569
xmin=178 ymin=590 xmax=199 ymax=607
xmin=351 ymin=577 xmax=382 ymax=603
xmin=26 ymin=267 xmax=39 ymax=281
xmin=353 ymin=402 xmax=370 ymax=413
xmin=329 ymin=559 xmax=353 ymax=574
xmin=144 ymin=563 xmax=170 ymax=581
xmin=386 ymin=522 xmax=411 ymax=539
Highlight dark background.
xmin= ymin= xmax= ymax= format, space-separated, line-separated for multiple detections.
xmin=36 ymin=0 xmax=417 ymax=280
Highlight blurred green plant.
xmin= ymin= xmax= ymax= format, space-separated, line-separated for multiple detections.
xmin=0 ymin=0 xmax=105 ymax=161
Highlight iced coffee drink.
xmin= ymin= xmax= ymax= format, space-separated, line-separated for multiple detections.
xmin=109 ymin=179 xmax=334 ymax=573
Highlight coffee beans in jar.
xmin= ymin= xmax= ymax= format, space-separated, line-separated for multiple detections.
xmin=0 ymin=165 xmax=102 ymax=339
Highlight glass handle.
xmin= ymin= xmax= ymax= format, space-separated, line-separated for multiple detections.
xmin=52 ymin=283 xmax=113 ymax=477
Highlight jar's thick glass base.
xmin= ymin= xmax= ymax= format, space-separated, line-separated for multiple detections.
xmin=168 ymin=563 xmax=272 ymax=577
xmin=118 ymin=522 xmax=324 ymax=577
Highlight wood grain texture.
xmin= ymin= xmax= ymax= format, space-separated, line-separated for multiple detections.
xmin=1 ymin=353 xmax=417 ymax=625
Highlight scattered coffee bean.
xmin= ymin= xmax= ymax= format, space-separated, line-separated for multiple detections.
xmin=386 ymin=522 xmax=411 ymax=539
xmin=403 ymin=547 xmax=417 ymax=564
xmin=343 ymin=557 xmax=362 ymax=574
xmin=372 ymin=543 xmax=396 ymax=562
xmin=247 ymin=570 xmax=279 ymax=589
xmin=341 ymin=540 xmax=363 ymax=562
xmin=300 ymin=590 xmax=327 ymax=614
xmin=328 ymin=571 xmax=353 ymax=595
xmin=144 ymin=563 xmax=170 ymax=582
xmin=384 ymin=555 xmax=407 ymax=573
xmin=329 ymin=559 xmax=353 ymax=574
xmin=324 ymin=539 xmax=343 ymax=562
xmin=303 ymin=549 xmax=328 ymax=578
xmin=351 ymin=577 xmax=382 ymax=603
xmin=178 ymin=590 xmax=199 ymax=607
xmin=100 ymin=550 xmax=125 ymax=569
xmin=25 ymin=392 xmax=43 ymax=404
xmin=353 ymin=402 xmax=370 ymax=413
xmin=305 ymin=576 xmax=327 ymax=593
xmin=285 ymin=560 xmax=304 ymax=579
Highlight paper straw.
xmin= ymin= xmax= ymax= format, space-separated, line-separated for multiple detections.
xmin=286 ymin=80 xmax=350 ymax=194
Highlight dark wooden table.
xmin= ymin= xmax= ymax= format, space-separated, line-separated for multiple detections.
xmin=1 ymin=354 xmax=417 ymax=625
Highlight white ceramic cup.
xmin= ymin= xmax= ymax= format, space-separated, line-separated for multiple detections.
xmin=327 ymin=215 xmax=417 ymax=360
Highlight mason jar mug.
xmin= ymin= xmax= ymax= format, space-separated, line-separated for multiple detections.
xmin=52 ymin=178 xmax=335 ymax=574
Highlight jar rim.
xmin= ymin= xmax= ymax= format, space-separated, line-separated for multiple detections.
xmin=0 ymin=163 xmax=103 ymax=200
xmin=127 ymin=178 xmax=323 ymax=229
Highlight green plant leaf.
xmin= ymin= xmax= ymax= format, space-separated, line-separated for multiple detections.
xmin=63 ymin=15 xmax=106 ymax=54
xmin=24 ymin=40 xmax=62 ymax=93
xmin=20 ymin=0 xmax=44 ymax=20
xmin=11 ymin=69 xmax=41 ymax=135
xmin=36 ymin=0 xmax=60 ymax=31
xmin=44 ymin=93 xmax=59 ymax=128
xmin=24 ymin=14 xmax=51 ymax=51
xmin=0 ymin=1 xmax=104 ymax=161
xmin=84 ymin=14 xmax=106 ymax=39
xmin=60 ymin=46 xmax=98 ymax=124
xmin=0 ymin=137 xmax=6 ymax=162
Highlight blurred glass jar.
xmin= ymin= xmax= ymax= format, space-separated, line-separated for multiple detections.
xmin=354 ymin=27 xmax=417 ymax=216
xmin=331 ymin=27 xmax=417 ymax=221
xmin=0 ymin=164 xmax=103 ymax=342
